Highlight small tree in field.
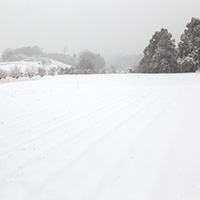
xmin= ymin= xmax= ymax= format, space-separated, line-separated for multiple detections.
xmin=48 ymin=67 xmax=57 ymax=76
xmin=9 ymin=66 xmax=23 ymax=79
xmin=0 ymin=69 xmax=7 ymax=79
xmin=38 ymin=67 xmax=46 ymax=77
xmin=25 ymin=66 xmax=36 ymax=78
xmin=78 ymin=58 xmax=95 ymax=74
xmin=78 ymin=50 xmax=105 ymax=73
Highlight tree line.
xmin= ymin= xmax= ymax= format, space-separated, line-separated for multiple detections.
xmin=0 ymin=65 xmax=50 ymax=80
xmin=0 ymin=48 xmax=107 ymax=79
xmin=1 ymin=17 xmax=200 ymax=76
xmin=1 ymin=47 xmax=106 ymax=73
xmin=139 ymin=17 xmax=200 ymax=73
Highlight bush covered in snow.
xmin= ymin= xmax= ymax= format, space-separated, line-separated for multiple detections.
xmin=0 ymin=69 xmax=7 ymax=79
xmin=9 ymin=66 xmax=23 ymax=79
xmin=25 ymin=66 xmax=36 ymax=78
xmin=38 ymin=67 xmax=46 ymax=77
xmin=48 ymin=67 xmax=57 ymax=76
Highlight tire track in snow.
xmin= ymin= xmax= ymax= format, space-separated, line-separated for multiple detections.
xmin=22 ymin=92 xmax=168 ymax=200
xmin=27 ymin=93 xmax=172 ymax=200
xmin=0 ymin=89 xmax=136 ymax=140
xmin=0 ymin=89 xmax=152 ymax=170
xmin=0 ymin=90 xmax=161 ymax=188
xmin=0 ymin=91 xmax=166 ymax=199
xmin=88 ymin=105 xmax=173 ymax=200
xmin=0 ymin=89 xmax=147 ymax=155
xmin=0 ymin=89 xmax=131 ymax=140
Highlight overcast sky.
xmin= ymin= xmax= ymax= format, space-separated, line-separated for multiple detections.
xmin=0 ymin=0 xmax=199 ymax=57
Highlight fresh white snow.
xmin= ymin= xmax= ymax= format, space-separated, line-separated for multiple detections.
xmin=0 ymin=59 xmax=73 ymax=73
xmin=0 ymin=74 xmax=200 ymax=200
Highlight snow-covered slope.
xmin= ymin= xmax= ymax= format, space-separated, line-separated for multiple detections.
xmin=0 ymin=59 xmax=73 ymax=72
xmin=0 ymin=74 xmax=200 ymax=200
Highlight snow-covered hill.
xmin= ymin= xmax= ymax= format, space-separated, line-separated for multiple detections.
xmin=0 ymin=74 xmax=200 ymax=200
xmin=0 ymin=58 xmax=74 ymax=73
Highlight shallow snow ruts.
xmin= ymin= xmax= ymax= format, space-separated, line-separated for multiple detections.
xmin=0 ymin=74 xmax=200 ymax=200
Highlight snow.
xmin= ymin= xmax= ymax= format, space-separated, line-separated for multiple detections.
xmin=0 ymin=59 xmax=73 ymax=73
xmin=0 ymin=73 xmax=200 ymax=200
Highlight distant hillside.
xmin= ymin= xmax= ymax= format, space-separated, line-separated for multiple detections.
xmin=107 ymin=54 xmax=143 ymax=72
xmin=1 ymin=46 xmax=76 ymax=66
xmin=0 ymin=58 xmax=74 ymax=73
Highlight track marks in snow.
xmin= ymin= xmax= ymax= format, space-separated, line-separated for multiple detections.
xmin=0 ymin=89 xmax=155 ymax=178
xmin=1 ymin=74 xmax=200 ymax=200
xmin=0 ymin=89 xmax=140 ymax=154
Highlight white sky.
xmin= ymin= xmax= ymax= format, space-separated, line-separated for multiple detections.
xmin=0 ymin=0 xmax=199 ymax=56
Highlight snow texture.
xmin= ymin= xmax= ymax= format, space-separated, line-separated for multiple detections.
xmin=0 ymin=74 xmax=200 ymax=200
xmin=0 ymin=59 xmax=72 ymax=73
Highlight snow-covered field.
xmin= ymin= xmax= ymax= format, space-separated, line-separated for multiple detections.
xmin=0 ymin=74 xmax=200 ymax=200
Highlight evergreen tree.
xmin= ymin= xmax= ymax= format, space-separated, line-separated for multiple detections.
xmin=139 ymin=28 xmax=177 ymax=73
xmin=150 ymin=30 xmax=177 ymax=73
xmin=78 ymin=50 xmax=105 ymax=73
xmin=79 ymin=57 xmax=95 ymax=74
xmin=178 ymin=17 xmax=200 ymax=72
xmin=139 ymin=29 xmax=165 ymax=73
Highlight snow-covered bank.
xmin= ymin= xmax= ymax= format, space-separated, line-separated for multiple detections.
xmin=0 ymin=60 xmax=72 ymax=72
xmin=0 ymin=74 xmax=200 ymax=200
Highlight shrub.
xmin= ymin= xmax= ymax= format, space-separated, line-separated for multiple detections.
xmin=9 ymin=66 xmax=23 ymax=79
xmin=25 ymin=66 xmax=36 ymax=78
xmin=0 ymin=69 xmax=7 ymax=79
xmin=38 ymin=67 xmax=46 ymax=77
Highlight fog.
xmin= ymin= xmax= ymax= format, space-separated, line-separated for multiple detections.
xmin=0 ymin=0 xmax=199 ymax=57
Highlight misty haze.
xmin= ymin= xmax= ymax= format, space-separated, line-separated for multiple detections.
xmin=0 ymin=0 xmax=200 ymax=200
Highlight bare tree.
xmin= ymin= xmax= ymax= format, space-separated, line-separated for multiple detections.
xmin=25 ymin=66 xmax=36 ymax=78
xmin=0 ymin=69 xmax=7 ymax=79
xmin=9 ymin=66 xmax=23 ymax=79
xmin=48 ymin=67 xmax=57 ymax=76
xmin=38 ymin=67 xmax=46 ymax=77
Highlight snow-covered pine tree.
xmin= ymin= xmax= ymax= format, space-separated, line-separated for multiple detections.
xmin=178 ymin=17 xmax=200 ymax=72
xmin=139 ymin=29 xmax=165 ymax=73
xmin=139 ymin=28 xmax=177 ymax=73
xmin=150 ymin=29 xmax=178 ymax=73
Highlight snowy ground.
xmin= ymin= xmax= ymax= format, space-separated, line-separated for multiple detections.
xmin=0 ymin=59 xmax=73 ymax=73
xmin=0 ymin=74 xmax=200 ymax=200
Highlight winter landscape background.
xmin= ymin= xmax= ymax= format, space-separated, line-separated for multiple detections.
xmin=1 ymin=0 xmax=200 ymax=199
